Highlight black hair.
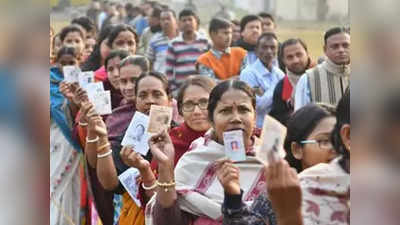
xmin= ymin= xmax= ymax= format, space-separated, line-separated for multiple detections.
xmin=231 ymin=19 xmax=240 ymax=26
xmin=324 ymin=26 xmax=350 ymax=45
xmin=209 ymin=17 xmax=232 ymax=34
xmin=277 ymin=38 xmax=309 ymax=72
xmin=161 ymin=8 xmax=176 ymax=18
xmin=59 ymin=24 xmax=86 ymax=42
xmin=256 ymin=32 xmax=278 ymax=48
xmin=240 ymin=15 xmax=262 ymax=32
xmin=151 ymin=6 xmax=162 ymax=18
xmin=56 ymin=46 xmax=79 ymax=62
xmin=71 ymin=16 xmax=96 ymax=35
xmin=134 ymin=71 xmax=170 ymax=97
xmin=107 ymin=24 xmax=139 ymax=48
xmin=207 ymin=80 xmax=256 ymax=123
xmin=258 ymin=12 xmax=275 ymax=23
xmin=284 ymin=103 xmax=336 ymax=172
xmin=104 ymin=49 xmax=130 ymax=69
xmin=81 ymin=24 xmax=116 ymax=71
xmin=177 ymin=75 xmax=216 ymax=115
xmin=119 ymin=55 xmax=150 ymax=73
xmin=179 ymin=9 xmax=200 ymax=25
xmin=331 ymin=87 xmax=350 ymax=173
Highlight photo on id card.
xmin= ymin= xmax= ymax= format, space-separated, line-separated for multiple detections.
xmin=63 ymin=65 xmax=81 ymax=83
xmin=79 ymin=71 xmax=94 ymax=89
xmin=92 ymin=90 xmax=112 ymax=115
xmin=147 ymin=105 xmax=173 ymax=134
xmin=223 ymin=130 xmax=246 ymax=162
xmin=121 ymin=111 xmax=150 ymax=156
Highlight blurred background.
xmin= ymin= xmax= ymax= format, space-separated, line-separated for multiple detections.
xmin=51 ymin=0 xmax=349 ymax=61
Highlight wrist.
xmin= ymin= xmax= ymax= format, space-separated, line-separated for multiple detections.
xmin=224 ymin=184 xmax=241 ymax=195
xmin=277 ymin=209 xmax=303 ymax=225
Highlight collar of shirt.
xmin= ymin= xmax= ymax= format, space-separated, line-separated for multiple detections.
xmin=176 ymin=31 xmax=204 ymax=42
xmin=252 ymin=58 xmax=275 ymax=77
xmin=210 ymin=47 xmax=231 ymax=59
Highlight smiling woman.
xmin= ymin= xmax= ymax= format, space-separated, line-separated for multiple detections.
xmin=144 ymin=80 xmax=273 ymax=225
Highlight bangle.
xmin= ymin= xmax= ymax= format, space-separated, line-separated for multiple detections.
xmin=97 ymin=142 xmax=111 ymax=153
xmin=86 ymin=136 xmax=99 ymax=143
xmin=142 ymin=181 xmax=157 ymax=190
xmin=79 ymin=121 xmax=88 ymax=126
xmin=97 ymin=150 xmax=112 ymax=158
xmin=156 ymin=180 xmax=176 ymax=192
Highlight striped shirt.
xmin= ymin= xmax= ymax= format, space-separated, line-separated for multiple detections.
xmin=165 ymin=32 xmax=211 ymax=88
xmin=145 ymin=32 xmax=172 ymax=74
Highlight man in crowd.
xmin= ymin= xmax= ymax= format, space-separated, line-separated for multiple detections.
xmin=137 ymin=6 xmax=162 ymax=55
xmin=269 ymin=38 xmax=316 ymax=124
xmin=240 ymin=33 xmax=284 ymax=128
xmin=165 ymin=9 xmax=211 ymax=93
xmin=231 ymin=19 xmax=241 ymax=44
xmin=196 ymin=17 xmax=247 ymax=80
xmin=258 ymin=12 xmax=276 ymax=33
xmin=233 ymin=15 xmax=262 ymax=65
xmin=295 ymin=27 xmax=350 ymax=110
xmin=146 ymin=8 xmax=179 ymax=73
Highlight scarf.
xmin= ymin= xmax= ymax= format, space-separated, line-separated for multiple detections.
xmin=307 ymin=57 xmax=350 ymax=105
xmin=299 ymin=157 xmax=350 ymax=225
xmin=145 ymin=130 xmax=266 ymax=225
xmin=282 ymin=69 xmax=301 ymax=102
xmin=50 ymin=67 xmax=82 ymax=152
xmin=94 ymin=66 xmax=107 ymax=82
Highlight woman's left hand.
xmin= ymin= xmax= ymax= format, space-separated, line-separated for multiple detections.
xmin=264 ymin=160 xmax=302 ymax=224
xmin=149 ymin=129 xmax=175 ymax=167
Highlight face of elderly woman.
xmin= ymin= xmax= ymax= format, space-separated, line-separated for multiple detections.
xmin=212 ymin=88 xmax=256 ymax=147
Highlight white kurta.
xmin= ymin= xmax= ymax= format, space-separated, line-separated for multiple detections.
xmin=50 ymin=121 xmax=81 ymax=225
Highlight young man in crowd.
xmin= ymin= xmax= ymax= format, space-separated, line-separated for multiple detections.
xmin=240 ymin=33 xmax=284 ymax=128
xmin=269 ymin=38 xmax=316 ymax=124
xmin=146 ymin=8 xmax=179 ymax=73
xmin=295 ymin=27 xmax=350 ymax=110
xmin=258 ymin=12 xmax=277 ymax=33
xmin=231 ymin=19 xmax=241 ymax=44
xmin=232 ymin=15 xmax=262 ymax=65
xmin=165 ymin=9 xmax=211 ymax=93
xmin=196 ymin=17 xmax=247 ymax=80
xmin=137 ymin=6 xmax=162 ymax=55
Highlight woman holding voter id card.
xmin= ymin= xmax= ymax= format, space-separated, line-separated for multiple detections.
xmin=50 ymin=46 xmax=86 ymax=225
xmin=145 ymin=80 xmax=273 ymax=225
xmin=219 ymin=89 xmax=350 ymax=225
xmin=87 ymin=72 xmax=173 ymax=225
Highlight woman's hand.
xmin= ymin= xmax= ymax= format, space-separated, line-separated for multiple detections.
xmin=149 ymin=129 xmax=175 ymax=167
xmin=59 ymin=81 xmax=75 ymax=101
xmin=120 ymin=146 xmax=150 ymax=171
xmin=265 ymin=159 xmax=303 ymax=225
xmin=216 ymin=159 xmax=241 ymax=195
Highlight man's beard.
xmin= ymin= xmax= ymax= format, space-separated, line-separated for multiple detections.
xmin=150 ymin=25 xmax=162 ymax=33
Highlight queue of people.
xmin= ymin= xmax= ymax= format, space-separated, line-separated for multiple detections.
xmin=50 ymin=1 xmax=350 ymax=225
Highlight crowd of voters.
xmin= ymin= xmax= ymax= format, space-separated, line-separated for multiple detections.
xmin=50 ymin=1 xmax=350 ymax=225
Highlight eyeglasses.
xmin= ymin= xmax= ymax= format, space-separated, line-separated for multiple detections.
xmin=300 ymin=139 xmax=333 ymax=150
xmin=182 ymin=98 xmax=208 ymax=112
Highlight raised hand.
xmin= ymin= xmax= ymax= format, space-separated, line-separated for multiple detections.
xmin=264 ymin=160 xmax=302 ymax=225
xmin=120 ymin=146 xmax=150 ymax=171
xmin=59 ymin=81 xmax=75 ymax=101
xmin=148 ymin=129 xmax=175 ymax=166
xmin=216 ymin=159 xmax=241 ymax=195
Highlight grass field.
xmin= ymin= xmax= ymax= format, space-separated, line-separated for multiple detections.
xmin=51 ymin=18 xmax=338 ymax=62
